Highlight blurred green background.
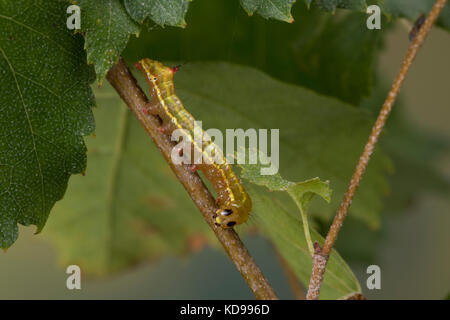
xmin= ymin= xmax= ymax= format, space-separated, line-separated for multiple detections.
xmin=0 ymin=3 xmax=449 ymax=300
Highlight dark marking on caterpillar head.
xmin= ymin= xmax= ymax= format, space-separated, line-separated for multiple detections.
xmin=221 ymin=209 xmax=233 ymax=216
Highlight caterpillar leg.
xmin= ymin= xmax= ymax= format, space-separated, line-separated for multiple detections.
xmin=158 ymin=123 xmax=174 ymax=135
xmin=172 ymin=143 xmax=184 ymax=157
xmin=141 ymin=102 xmax=159 ymax=116
xmin=173 ymin=143 xmax=194 ymax=166
xmin=212 ymin=213 xmax=220 ymax=227
xmin=215 ymin=192 xmax=227 ymax=206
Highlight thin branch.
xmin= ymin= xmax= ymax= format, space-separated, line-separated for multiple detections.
xmin=106 ymin=57 xmax=278 ymax=300
xmin=306 ymin=0 xmax=448 ymax=300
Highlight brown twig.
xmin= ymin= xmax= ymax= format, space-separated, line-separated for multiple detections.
xmin=306 ymin=0 xmax=448 ymax=300
xmin=106 ymin=57 xmax=278 ymax=300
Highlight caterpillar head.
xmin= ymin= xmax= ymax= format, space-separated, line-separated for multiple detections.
xmin=213 ymin=200 xmax=251 ymax=228
xmin=136 ymin=58 xmax=178 ymax=97
xmin=137 ymin=59 xmax=178 ymax=84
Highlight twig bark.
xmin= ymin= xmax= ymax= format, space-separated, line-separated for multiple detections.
xmin=306 ymin=0 xmax=448 ymax=300
xmin=106 ymin=57 xmax=278 ymax=300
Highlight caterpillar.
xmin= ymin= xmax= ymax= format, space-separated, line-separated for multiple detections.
xmin=136 ymin=58 xmax=252 ymax=228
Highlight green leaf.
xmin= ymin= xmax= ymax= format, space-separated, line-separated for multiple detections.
xmin=306 ymin=0 xmax=450 ymax=31
xmin=240 ymin=157 xmax=332 ymax=255
xmin=84 ymin=62 xmax=389 ymax=253
xmin=124 ymin=2 xmax=387 ymax=105
xmin=235 ymin=148 xmax=360 ymax=298
xmin=316 ymin=0 xmax=367 ymax=13
xmin=291 ymin=10 xmax=385 ymax=104
xmin=315 ymin=0 xmax=338 ymax=12
xmin=43 ymin=83 xmax=215 ymax=274
xmin=240 ymin=0 xmax=295 ymax=22
xmin=240 ymin=159 xmax=332 ymax=203
xmin=44 ymin=63 xmax=363 ymax=298
xmin=0 ymin=0 xmax=95 ymax=248
xmin=124 ymin=0 xmax=191 ymax=27
xmin=247 ymin=183 xmax=361 ymax=299
xmin=76 ymin=0 xmax=140 ymax=83
xmin=171 ymin=62 xmax=390 ymax=229
xmin=336 ymin=0 xmax=366 ymax=11
xmin=382 ymin=0 xmax=450 ymax=32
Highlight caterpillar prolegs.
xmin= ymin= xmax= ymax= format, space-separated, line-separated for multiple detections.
xmin=136 ymin=59 xmax=252 ymax=228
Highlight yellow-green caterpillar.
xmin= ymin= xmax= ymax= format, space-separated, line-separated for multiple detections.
xmin=136 ymin=58 xmax=252 ymax=228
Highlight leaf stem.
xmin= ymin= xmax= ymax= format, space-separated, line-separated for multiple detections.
xmin=306 ymin=0 xmax=448 ymax=300
xmin=106 ymin=57 xmax=278 ymax=300
xmin=289 ymin=190 xmax=314 ymax=256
